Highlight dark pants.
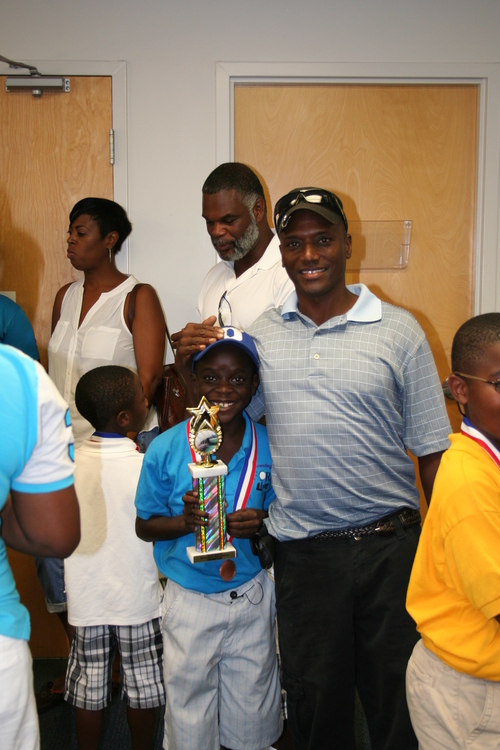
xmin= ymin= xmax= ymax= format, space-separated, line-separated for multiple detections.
xmin=275 ymin=521 xmax=420 ymax=750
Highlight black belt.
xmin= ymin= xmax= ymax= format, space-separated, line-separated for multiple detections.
xmin=310 ymin=508 xmax=421 ymax=542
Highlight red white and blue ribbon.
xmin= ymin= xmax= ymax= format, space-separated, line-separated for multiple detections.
xmin=461 ymin=417 xmax=500 ymax=470
xmin=227 ymin=421 xmax=257 ymax=541
xmin=186 ymin=419 xmax=258 ymax=542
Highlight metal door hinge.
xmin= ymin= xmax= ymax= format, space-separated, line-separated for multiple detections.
xmin=109 ymin=129 xmax=115 ymax=165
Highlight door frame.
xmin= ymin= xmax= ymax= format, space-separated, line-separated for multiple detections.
xmin=0 ymin=59 xmax=129 ymax=271
xmin=215 ymin=61 xmax=500 ymax=314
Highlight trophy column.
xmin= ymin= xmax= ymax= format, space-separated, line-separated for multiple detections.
xmin=185 ymin=396 xmax=237 ymax=565
xmin=186 ymin=461 xmax=236 ymax=563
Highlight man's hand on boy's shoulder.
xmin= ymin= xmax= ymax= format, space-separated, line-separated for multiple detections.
xmin=182 ymin=490 xmax=208 ymax=533
xmin=226 ymin=509 xmax=267 ymax=538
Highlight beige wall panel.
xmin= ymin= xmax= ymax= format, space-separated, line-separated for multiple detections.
xmin=1 ymin=75 xmax=113 ymax=657
xmin=0 ymin=75 xmax=113 ymax=367
xmin=235 ymin=83 xmax=477 ymax=512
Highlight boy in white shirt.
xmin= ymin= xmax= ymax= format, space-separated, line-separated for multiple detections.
xmin=64 ymin=365 xmax=164 ymax=750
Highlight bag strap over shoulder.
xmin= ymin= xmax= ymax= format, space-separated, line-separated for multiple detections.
xmin=126 ymin=283 xmax=144 ymax=332
xmin=127 ymin=283 xmax=174 ymax=355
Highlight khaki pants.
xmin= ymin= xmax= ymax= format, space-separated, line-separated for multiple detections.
xmin=407 ymin=639 xmax=500 ymax=749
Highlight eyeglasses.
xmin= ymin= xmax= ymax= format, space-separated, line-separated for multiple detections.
xmin=454 ymin=372 xmax=500 ymax=393
xmin=274 ymin=188 xmax=348 ymax=234
xmin=218 ymin=291 xmax=232 ymax=327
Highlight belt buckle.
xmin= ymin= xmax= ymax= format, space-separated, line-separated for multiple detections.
xmin=374 ymin=520 xmax=394 ymax=537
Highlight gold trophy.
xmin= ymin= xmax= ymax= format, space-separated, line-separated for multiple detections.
xmin=185 ymin=396 xmax=236 ymax=572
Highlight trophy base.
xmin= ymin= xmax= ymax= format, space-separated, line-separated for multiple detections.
xmin=188 ymin=460 xmax=228 ymax=479
xmin=186 ymin=543 xmax=237 ymax=564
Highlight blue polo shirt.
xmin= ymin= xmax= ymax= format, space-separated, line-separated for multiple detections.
xmin=135 ymin=412 xmax=274 ymax=594
xmin=248 ymin=284 xmax=451 ymax=540
xmin=0 ymin=345 xmax=74 ymax=640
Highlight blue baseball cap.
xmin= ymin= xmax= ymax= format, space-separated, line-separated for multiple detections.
xmin=192 ymin=327 xmax=259 ymax=371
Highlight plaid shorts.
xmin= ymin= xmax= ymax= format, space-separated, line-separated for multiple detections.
xmin=65 ymin=618 xmax=165 ymax=710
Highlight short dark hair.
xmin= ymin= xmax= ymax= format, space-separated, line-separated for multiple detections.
xmin=69 ymin=198 xmax=132 ymax=254
xmin=451 ymin=313 xmax=500 ymax=373
xmin=202 ymin=163 xmax=265 ymax=211
xmin=75 ymin=366 xmax=137 ymax=431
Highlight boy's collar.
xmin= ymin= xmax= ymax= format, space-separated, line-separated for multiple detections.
xmin=93 ymin=430 xmax=127 ymax=439
xmin=461 ymin=417 xmax=500 ymax=469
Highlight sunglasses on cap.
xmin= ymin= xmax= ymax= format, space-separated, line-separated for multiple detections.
xmin=274 ymin=188 xmax=348 ymax=235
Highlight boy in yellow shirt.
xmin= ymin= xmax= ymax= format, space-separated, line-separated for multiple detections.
xmin=406 ymin=312 xmax=500 ymax=748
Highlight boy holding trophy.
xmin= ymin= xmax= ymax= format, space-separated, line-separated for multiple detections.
xmin=135 ymin=327 xmax=282 ymax=750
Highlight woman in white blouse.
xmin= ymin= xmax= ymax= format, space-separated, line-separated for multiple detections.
xmin=37 ymin=199 xmax=165 ymax=700
xmin=48 ymin=197 xmax=166 ymax=449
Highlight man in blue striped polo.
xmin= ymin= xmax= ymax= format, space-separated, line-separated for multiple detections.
xmin=247 ymin=187 xmax=451 ymax=750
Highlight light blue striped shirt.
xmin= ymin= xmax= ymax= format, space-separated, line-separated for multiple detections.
xmin=248 ymin=284 xmax=451 ymax=540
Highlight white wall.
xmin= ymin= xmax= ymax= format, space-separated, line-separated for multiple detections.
xmin=2 ymin=0 xmax=500 ymax=331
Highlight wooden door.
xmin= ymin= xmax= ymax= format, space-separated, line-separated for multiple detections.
xmin=235 ymin=83 xmax=477 ymax=512
xmin=0 ymin=75 xmax=113 ymax=366
xmin=0 ymin=75 xmax=113 ymax=656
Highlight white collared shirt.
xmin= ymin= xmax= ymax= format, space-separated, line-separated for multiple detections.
xmin=197 ymin=234 xmax=294 ymax=330
xmin=65 ymin=436 xmax=161 ymax=626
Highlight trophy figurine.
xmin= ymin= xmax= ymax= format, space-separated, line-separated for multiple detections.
xmin=185 ymin=396 xmax=236 ymax=565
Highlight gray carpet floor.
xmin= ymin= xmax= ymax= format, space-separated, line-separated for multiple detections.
xmin=34 ymin=658 xmax=371 ymax=749
xmin=34 ymin=658 xmax=164 ymax=750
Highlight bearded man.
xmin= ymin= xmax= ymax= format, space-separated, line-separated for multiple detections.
xmin=172 ymin=162 xmax=293 ymax=359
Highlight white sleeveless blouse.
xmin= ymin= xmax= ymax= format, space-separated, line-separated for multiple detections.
xmin=48 ymin=276 xmax=138 ymax=448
